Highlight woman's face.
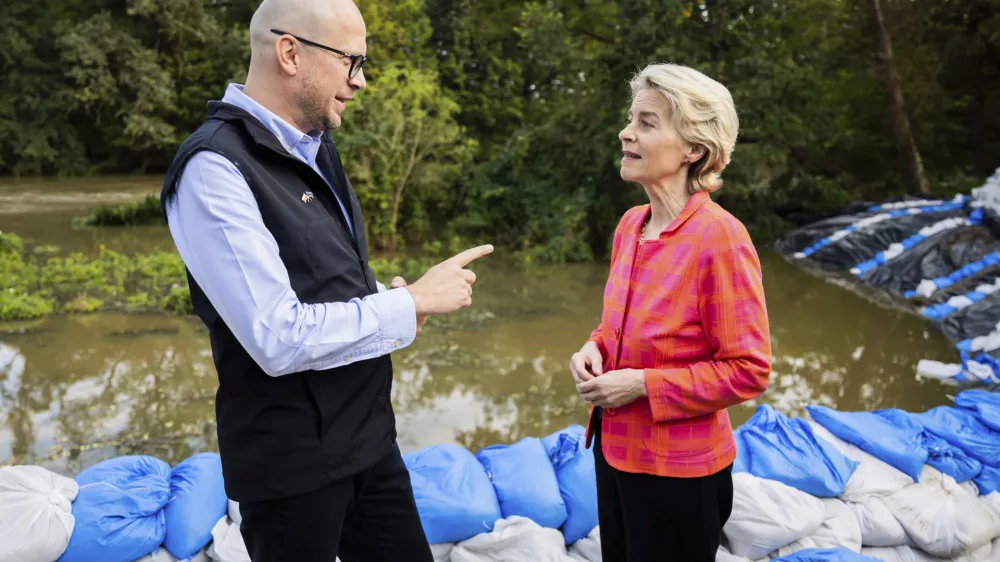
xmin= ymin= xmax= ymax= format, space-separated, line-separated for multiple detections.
xmin=618 ymin=89 xmax=699 ymax=186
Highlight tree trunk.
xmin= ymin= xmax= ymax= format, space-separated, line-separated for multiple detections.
xmin=864 ymin=0 xmax=930 ymax=194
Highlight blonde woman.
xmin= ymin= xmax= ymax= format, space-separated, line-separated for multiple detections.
xmin=570 ymin=63 xmax=772 ymax=561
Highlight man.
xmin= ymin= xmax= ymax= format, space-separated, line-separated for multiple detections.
xmin=159 ymin=0 xmax=492 ymax=560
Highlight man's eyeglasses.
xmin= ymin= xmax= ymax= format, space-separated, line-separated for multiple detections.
xmin=270 ymin=29 xmax=367 ymax=79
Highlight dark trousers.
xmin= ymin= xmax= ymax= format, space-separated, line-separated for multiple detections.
xmin=238 ymin=442 xmax=433 ymax=562
xmin=593 ymin=421 xmax=734 ymax=562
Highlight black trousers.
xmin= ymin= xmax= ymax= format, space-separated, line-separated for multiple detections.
xmin=593 ymin=420 xmax=734 ymax=562
xmin=238 ymin=442 xmax=433 ymax=562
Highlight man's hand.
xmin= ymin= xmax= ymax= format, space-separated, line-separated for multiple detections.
xmin=570 ymin=341 xmax=604 ymax=385
xmin=405 ymin=245 xmax=494 ymax=316
xmin=576 ymin=369 xmax=647 ymax=409
xmin=390 ymin=276 xmax=427 ymax=334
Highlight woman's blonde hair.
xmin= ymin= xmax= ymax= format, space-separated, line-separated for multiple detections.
xmin=629 ymin=63 xmax=739 ymax=194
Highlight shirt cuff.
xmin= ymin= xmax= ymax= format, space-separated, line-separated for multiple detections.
xmin=370 ymin=286 xmax=418 ymax=351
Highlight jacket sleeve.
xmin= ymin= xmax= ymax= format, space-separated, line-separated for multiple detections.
xmin=644 ymin=216 xmax=772 ymax=422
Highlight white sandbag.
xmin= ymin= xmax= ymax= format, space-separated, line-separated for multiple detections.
xmin=885 ymin=466 xmax=1000 ymax=558
xmin=207 ymin=516 xmax=250 ymax=562
xmin=806 ymin=421 xmax=913 ymax=501
xmin=432 ymin=543 xmax=455 ymax=562
xmin=771 ymin=536 xmax=818 ymax=558
xmin=808 ymin=498 xmax=864 ymax=552
xmin=716 ymin=545 xmax=751 ymax=561
xmin=848 ymin=495 xmax=910 ymax=547
xmin=768 ymin=498 xmax=865 ymax=558
xmin=723 ymin=472 xmax=826 ymax=560
xmin=982 ymin=491 xmax=1000 ymax=521
xmin=134 ymin=546 xmax=210 ymax=561
xmin=0 ymin=465 xmax=79 ymax=562
xmin=450 ymin=516 xmax=574 ymax=562
xmin=861 ymin=546 xmax=946 ymax=561
xmin=568 ymin=526 xmax=601 ymax=562
xmin=953 ymin=542 xmax=993 ymax=562
xmin=228 ymin=499 xmax=241 ymax=526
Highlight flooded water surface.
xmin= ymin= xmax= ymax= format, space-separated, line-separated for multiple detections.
xmin=0 ymin=177 xmax=962 ymax=475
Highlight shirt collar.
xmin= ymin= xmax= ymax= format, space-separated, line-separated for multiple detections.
xmin=221 ymin=83 xmax=325 ymax=166
xmin=640 ymin=191 xmax=711 ymax=237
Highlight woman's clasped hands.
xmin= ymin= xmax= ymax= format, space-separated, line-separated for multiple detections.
xmin=570 ymin=341 xmax=647 ymax=409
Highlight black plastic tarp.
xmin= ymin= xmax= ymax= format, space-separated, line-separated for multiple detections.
xmin=775 ymin=209 xmax=969 ymax=271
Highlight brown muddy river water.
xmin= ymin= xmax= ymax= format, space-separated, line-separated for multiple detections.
xmin=0 ymin=176 xmax=962 ymax=476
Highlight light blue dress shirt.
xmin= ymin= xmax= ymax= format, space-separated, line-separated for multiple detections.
xmin=166 ymin=83 xmax=417 ymax=377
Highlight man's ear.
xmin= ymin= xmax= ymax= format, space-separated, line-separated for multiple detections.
xmin=275 ymin=36 xmax=301 ymax=76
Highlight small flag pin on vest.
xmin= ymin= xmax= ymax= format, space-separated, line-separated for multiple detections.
xmin=301 ymin=191 xmax=314 ymax=203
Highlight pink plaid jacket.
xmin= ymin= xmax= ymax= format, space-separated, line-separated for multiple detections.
xmin=586 ymin=191 xmax=771 ymax=477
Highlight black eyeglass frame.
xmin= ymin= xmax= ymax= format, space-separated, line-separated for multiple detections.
xmin=270 ymin=29 xmax=367 ymax=78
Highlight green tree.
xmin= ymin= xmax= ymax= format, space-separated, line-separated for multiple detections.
xmin=338 ymin=64 xmax=476 ymax=249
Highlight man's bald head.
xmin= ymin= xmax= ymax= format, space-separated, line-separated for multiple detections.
xmin=242 ymin=0 xmax=367 ymax=133
xmin=248 ymin=0 xmax=365 ymax=65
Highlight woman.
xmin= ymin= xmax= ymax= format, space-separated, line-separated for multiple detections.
xmin=570 ymin=63 xmax=772 ymax=562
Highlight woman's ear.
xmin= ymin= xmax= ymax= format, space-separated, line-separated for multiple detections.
xmin=686 ymin=144 xmax=707 ymax=164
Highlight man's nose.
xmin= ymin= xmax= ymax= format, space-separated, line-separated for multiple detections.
xmin=349 ymin=70 xmax=367 ymax=90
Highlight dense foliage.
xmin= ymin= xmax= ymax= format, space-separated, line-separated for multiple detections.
xmin=3 ymin=0 xmax=998 ymax=256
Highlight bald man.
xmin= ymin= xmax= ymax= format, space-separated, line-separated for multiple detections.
xmin=160 ymin=1 xmax=491 ymax=560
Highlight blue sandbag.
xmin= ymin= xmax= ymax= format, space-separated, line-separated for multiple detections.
xmin=736 ymin=405 xmax=858 ymax=497
xmin=164 ymin=452 xmax=228 ymax=560
xmin=974 ymin=463 xmax=1000 ymax=495
xmin=955 ymin=389 xmax=1000 ymax=433
xmin=60 ymin=455 xmax=171 ymax=562
xmin=911 ymin=406 xmax=1000 ymax=465
xmin=542 ymin=426 xmax=598 ymax=544
xmin=404 ymin=444 xmax=502 ymax=544
xmin=873 ymin=408 xmax=981 ymax=483
xmin=542 ymin=424 xmax=584 ymax=455
xmin=477 ymin=437 xmax=567 ymax=529
xmin=806 ymin=405 xmax=927 ymax=482
xmin=771 ymin=548 xmax=881 ymax=561
xmin=732 ymin=428 xmax=748 ymax=473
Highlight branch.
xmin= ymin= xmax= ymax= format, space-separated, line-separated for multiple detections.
xmin=570 ymin=27 xmax=616 ymax=45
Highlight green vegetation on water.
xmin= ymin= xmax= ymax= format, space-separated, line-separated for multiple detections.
xmin=75 ymin=195 xmax=164 ymax=227
xmin=0 ymin=230 xmax=452 ymax=321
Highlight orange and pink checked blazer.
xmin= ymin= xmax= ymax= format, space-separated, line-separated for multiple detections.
xmin=586 ymin=191 xmax=772 ymax=478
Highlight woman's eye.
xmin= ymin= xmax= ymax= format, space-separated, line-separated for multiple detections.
xmin=642 ymin=121 xmax=653 ymax=128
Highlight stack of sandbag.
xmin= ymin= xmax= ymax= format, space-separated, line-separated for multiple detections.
xmin=48 ymin=452 xmax=224 ymax=562
xmin=771 ymin=549 xmax=884 ymax=561
xmin=135 ymin=547 xmax=210 ymax=561
xmin=541 ymin=425 xmax=599 ymax=545
xmin=568 ymin=526 xmax=600 ymax=562
xmin=805 ymin=403 xmax=1000 ymax=561
xmin=163 ymin=453 xmax=228 ymax=560
xmin=404 ymin=443 xmax=503 ymax=545
xmin=729 ymin=405 xmax=866 ymax=559
xmin=912 ymin=404 xmax=1000 ymax=496
xmin=450 ymin=516 xmax=575 ymax=562
xmin=880 ymin=466 xmax=999 ymax=559
xmin=476 ymin=437 xmax=567 ymax=530
xmin=734 ymin=405 xmax=859 ymax=498
xmin=0 ymin=465 xmax=79 ymax=562
xmin=59 ymin=455 xmax=173 ymax=562
xmin=205 ymin=512 xmax=248 ymax=562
